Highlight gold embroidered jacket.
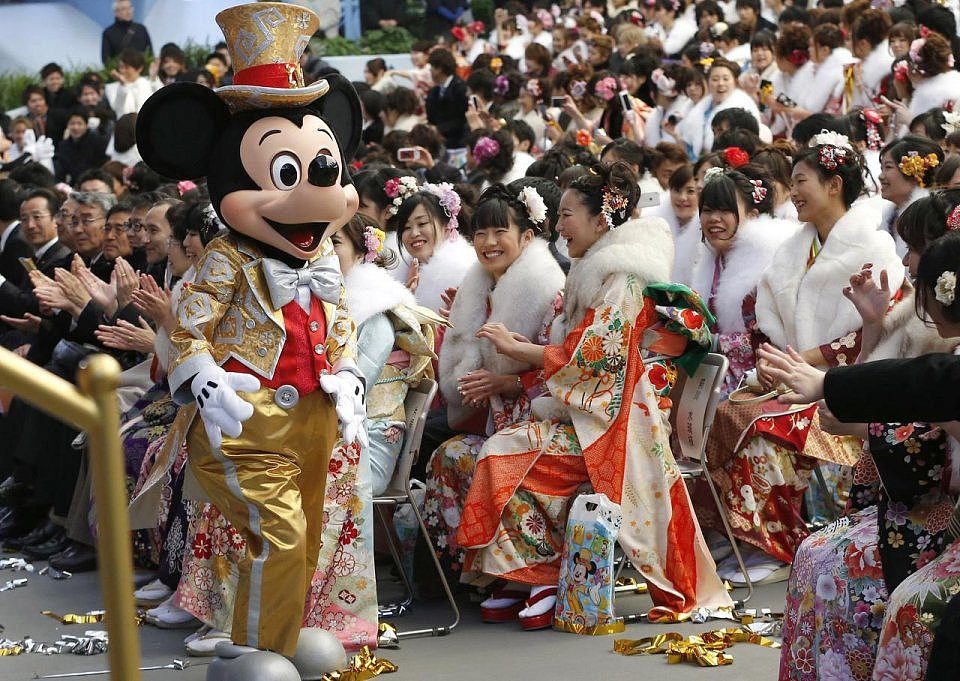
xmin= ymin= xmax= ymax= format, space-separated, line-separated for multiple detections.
xmin=168 ymin=235 xmax=359 ymax=404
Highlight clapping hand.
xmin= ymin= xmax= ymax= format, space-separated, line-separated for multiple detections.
xmin=94 ymin=317 xmax=156 ymax=354
xmin=131 ymin=274 xmax=173 ymax=332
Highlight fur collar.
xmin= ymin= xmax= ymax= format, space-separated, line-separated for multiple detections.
xmin=803 ymin=47 xmax=852 ymax=113
xmin=680 ymin=89 xmax=759 ymax=157
xmin=344 ymin=262 xmax=417 ymax=327
xmin=784 ymin=60 xmax=817 ymax=103
xmin=861 ymin=42 xmax=892 ymax=92
xmin=755 ymin=201 xmax=905 ymax=349
xmin=438 ymin=239 xmax=564 ymax=407
xmin=412 ymin=235 xmax=477 ymax=314
xmin=673 ymin=216 xmax=702 ymax=287
xmin=689 ymin=215 xmax=800 ymax=334
xmin=556 ymin=217 xmax=673 ymax=340
xmin=910 ymin=70 xmax=960 ymax=117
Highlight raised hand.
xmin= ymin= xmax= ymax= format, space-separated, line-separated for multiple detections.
xmin=842 ymin=264 xmax=890 ymax=327
xmin=95 ymin=317 xmax=156 ymax=354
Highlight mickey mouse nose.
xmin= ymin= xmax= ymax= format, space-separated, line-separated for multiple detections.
xmin=308 ymin=154 xmax=340 ymax=187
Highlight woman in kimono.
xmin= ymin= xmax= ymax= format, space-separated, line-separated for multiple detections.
xmin=458 ymin=162 xmax=733 ymax=629
xmin=779 ymin=193 xmax=960 ymax=681
xmin=687 ymin=166 xmax=800 ymax=396
xmin=704 ymin=133 xmax=904 ymax=585
xmin=174 ymin=214 xmax=443 ymax=652
xmin=878 ymin=135 xmax=944 ymax=257
xmin=905 ymin=32 xmax=960 ymax=120
xmin=388 ymin=181 xmax=477 ymax=314
xmin=423 ymin=183 xmax=565 ymax=577
xmin=678 ymin=57 xmax=761 ymax=158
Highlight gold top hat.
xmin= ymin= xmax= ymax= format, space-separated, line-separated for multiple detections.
xmin=214 ymin=2 xmax=328 ymax=112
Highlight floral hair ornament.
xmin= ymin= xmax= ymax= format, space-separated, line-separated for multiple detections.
xmin=898 ymin=151 xmax=940 ymax=188
xmin=893 ymin=60 xmax=910 ymax=82
xmin=570 ymin=80 xmax=588 ymax=99
xmin=749 ymin=179 xmax=768 ymax=205
xmin=601 ymin=186 xmax=630 ymax=229
xmin=936 ymin=270 xmax=957 ymax=306
xmin=489 ymin=57 xmax=503 ymax=75
xmin=594 ymin=76 xmax=618 ymax=102
xmin=947 ymin=205 xmax=960 ymax=231
xmin=862 ymin=109 xmax=884 ymax=151
xmin=651 ymin=68 xmax=677 ymax=97
xmin=909 ymin=38 xmax=926 ymax=73
xmin=494 ymin=74 xmax=510 ymax=96
xmin=809 ymin=130 xmax=854 ymax=151
xmin=535 ymin=8 xmax=555 ymax=29
xmin=517 ymin=186 xmax=548 ymax=228
xmin=709 ymin=22 xmax=728 ymax=38
xmin=787 ymin=49 xmax=809 ymax=67
xmin=576 ymin=129 xmax=593 ymax=147
xmin=699 ymin=56 xmax=715 ymax=71
xmin=421 ymin=182 xmax=462 ymax=238
xmin=525 ymin=79 xmax=543 ymax=100
xmin=451 ymin=26 xmax=467 ymax=42
xmin=723 ymin=146 xmax=749 ymax=168
xmin=473 ymin=136 xmax=501 ymax=164
xmin=177 ymin=180 xmax=197 ymax=197
xmin=363 ymin=225 xmax=386 ymax=262
xmin=699 ymin=41 xmax=716 ymax=57
xmin=942 ymin=110 xmax=960 ymax=135
xmin=703 ymin=166 xmax=726 ymax=184
xmin=468 ymin=20 xmax=485 ymax=35
xmin=383 ymin=176 xmax=420 ymax=217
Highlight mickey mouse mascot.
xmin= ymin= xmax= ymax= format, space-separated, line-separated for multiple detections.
xmin=137 ymin=3 xmax=365 ymax=677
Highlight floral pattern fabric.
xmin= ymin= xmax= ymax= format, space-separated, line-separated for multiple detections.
xmin=780 ymin=423 xmax=955 ymax=681
xmin=456 ymin=279 xmax=733 ymax=614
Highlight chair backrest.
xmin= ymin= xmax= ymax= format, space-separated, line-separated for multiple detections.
xmin=671 ymin=353 xmax=729 ymax=462
xmin=380 ymin=378 xmax=438 ymax=497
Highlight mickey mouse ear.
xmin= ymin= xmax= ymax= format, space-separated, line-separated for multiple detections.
xmin=136 ymin=82 xmax=232 ymax=180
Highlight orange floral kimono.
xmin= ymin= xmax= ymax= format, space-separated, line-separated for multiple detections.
xmin=455 ymin=218 xmax=734 ymax=615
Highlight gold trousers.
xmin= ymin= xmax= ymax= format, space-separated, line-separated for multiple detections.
xmin=187 ymin=387 xmax=337 ymax=656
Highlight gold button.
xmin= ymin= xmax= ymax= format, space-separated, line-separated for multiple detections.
xmin=314 ymin=344 xmax=324 ymax=355
xmin=309 ymin=321 xmax=320 ymax=332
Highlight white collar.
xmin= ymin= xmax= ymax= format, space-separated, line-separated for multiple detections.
xmin=34 ymin=237 xmax=58 ymax=260
xmin=0 ymin=220 xmax=18 ymax=252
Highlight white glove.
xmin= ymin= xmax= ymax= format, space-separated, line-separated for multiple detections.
xmin=22 ymin=130 xmax=55 ymax=173
xmin=190 ymin=365 xmax=260 ymax=451
xmin=320 ymin=371 xmax=367 ymax=447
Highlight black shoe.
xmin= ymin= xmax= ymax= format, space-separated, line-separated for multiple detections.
xmin=4 ymin=520 xmax=60 ymax=551
xmin=48 ymin=541 xmax=97 ymax=572
xmin=22 ymin=528 xmax=68 ymax=560
xmin=0 ymin=509 xmax=45 ymax=542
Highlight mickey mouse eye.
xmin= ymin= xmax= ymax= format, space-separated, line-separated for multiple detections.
xmin=270 ymin=152 xmax=301 ymax=191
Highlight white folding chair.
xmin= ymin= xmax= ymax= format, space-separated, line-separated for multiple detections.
xmin=614 ymin=353 xmax=753 ymax=617
xmin=372 ymin=378 xmax=461 ymax=638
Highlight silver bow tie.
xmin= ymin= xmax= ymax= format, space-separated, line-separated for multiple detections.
xmin=261 ymin=255 xmax=341 ymax=310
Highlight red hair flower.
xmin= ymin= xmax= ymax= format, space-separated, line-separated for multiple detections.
xmin=451 ymin=26 xmax=466 ymax=42
xmin=787 ymin=49 xmax=808 ymax=66
xmin=576 ymin=129 xmax=593 ymax=147
xmin=723 ymin=146 xmax=749 ymax=168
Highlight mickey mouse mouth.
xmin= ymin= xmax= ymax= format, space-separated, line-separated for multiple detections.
xmin=264 ymin=218 xmax=329 ymax=252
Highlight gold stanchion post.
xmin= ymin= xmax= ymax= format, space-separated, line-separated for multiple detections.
xmin=77 ymin=354 xmax=142 ymax=681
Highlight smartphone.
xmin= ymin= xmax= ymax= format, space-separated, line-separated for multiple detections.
xmin=618 ymin=90 xmax=632 ymax=112
xmin=637 ymin=192 xmax=660 ymax=209
xmin=551 ymin=96 xmax=566 ymax=108
xmin=776 ymin=92 xmax=797 ymax=108
xmin=18 ymin=257 xmax=36 ymax=273
xmin=470 ymin=94 xmax=481 ymax=110
xmin=397 ymin=147 xmax=420 ymax=162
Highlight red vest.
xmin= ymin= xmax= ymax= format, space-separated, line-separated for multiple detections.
xmin=224 ymin=297 xmax=330 ymax=395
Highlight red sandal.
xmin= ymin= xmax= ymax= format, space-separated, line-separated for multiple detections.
xmin=480 ymin=589 xmax=528 ymax=623
xmin=519 ymin=586 xmax=558 ymax=631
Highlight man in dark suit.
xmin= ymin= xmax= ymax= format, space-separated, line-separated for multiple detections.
xmin=425 ymin=48 xmax=469 ymax=150
xmin=0 ymin=180 xmax=33 ymax=287
xmin=101 ymin=0 xmax=152 ymax=65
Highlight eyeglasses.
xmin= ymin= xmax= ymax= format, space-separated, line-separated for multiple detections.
xmin=19 ymin=212 xmax=51 ymax=223
xmin=123 ymin=220 xmax=145 ymax=233
xmin=103 ymin=223 xmax=127 ymax=235
xmin=69 ymin=215 xmax=105 ymax=229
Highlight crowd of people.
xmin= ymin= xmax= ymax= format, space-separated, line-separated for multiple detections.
xmin=4 ymin=0 xmax=960 ymax=677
